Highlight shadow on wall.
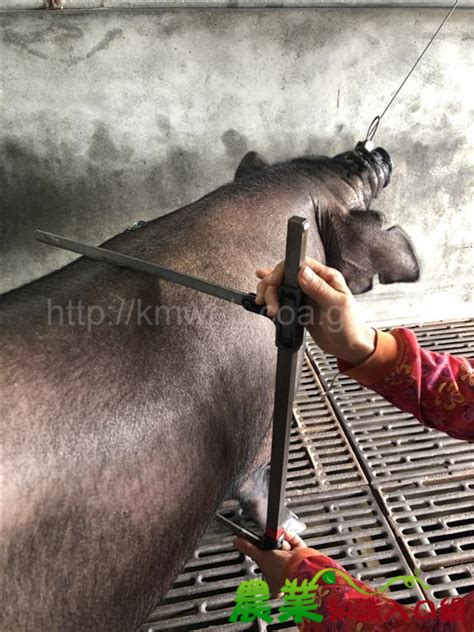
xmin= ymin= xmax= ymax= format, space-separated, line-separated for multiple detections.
xmin=0 ymin=130 xmax=211 ymax=293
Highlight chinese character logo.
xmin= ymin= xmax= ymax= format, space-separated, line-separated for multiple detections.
xmin=229 ymin=579 xmax=273 ymax=623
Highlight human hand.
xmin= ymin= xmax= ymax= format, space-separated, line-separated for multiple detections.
xmin=255 ymin=258 xmax=376 ymax=365
xmin=234 ymin=530 xmax=307 ymax=597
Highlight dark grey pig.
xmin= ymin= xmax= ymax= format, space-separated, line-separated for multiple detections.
xmin=0 ymin=145 xmax=419 ymax=631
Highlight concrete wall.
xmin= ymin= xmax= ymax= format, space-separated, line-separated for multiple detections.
xmin=1 ymin=5 xmax=473 ymax=323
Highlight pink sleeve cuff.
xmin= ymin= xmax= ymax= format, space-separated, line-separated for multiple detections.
xmin=337 ymin=330 xmax=405 ymax=387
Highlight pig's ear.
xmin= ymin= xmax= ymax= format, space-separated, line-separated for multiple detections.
xmin=327 ymin=210 xmax=420 ymax=295
xmin=377 ymin=225 xmax=421 ymax=285
xmin=234 ymin=151 xmax=269 ymax=181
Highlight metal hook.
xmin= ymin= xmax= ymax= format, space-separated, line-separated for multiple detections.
xmin=365 ymin=116 xmax=380 ymax=143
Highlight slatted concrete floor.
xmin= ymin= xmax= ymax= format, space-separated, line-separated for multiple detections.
xmin=142 ymin=319 xmax=474 ymax=631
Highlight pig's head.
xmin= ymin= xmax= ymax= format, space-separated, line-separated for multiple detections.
xmin=235 ymin=145 xmax=420 ymax=294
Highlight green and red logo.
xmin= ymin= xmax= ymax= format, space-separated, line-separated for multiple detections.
xmin=229 ymin=569 xmax=467 ymax=626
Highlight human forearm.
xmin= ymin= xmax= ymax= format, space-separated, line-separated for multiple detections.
xmin=338 ymin=328 xmax=474 ymax=440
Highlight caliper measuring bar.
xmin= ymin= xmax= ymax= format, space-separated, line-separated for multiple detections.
xmin=35 ymin=216 xmax=308 ymax=550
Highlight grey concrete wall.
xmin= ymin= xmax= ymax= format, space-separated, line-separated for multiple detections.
xmin=1 ymin=7 xmax=473 ymax=323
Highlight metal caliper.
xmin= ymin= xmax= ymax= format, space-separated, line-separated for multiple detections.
xmin=35 ymin=215 xmax=308 ymax=550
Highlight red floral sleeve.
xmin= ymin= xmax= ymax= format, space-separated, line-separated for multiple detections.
xmin=284 ymin=549 xmax=474 ymax=631
xmin=340 ymin=328 xmax=474 ymax=440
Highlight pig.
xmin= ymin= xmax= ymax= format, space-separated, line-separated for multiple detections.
xmin=0 ymin=145 xmax=419 ymax=631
